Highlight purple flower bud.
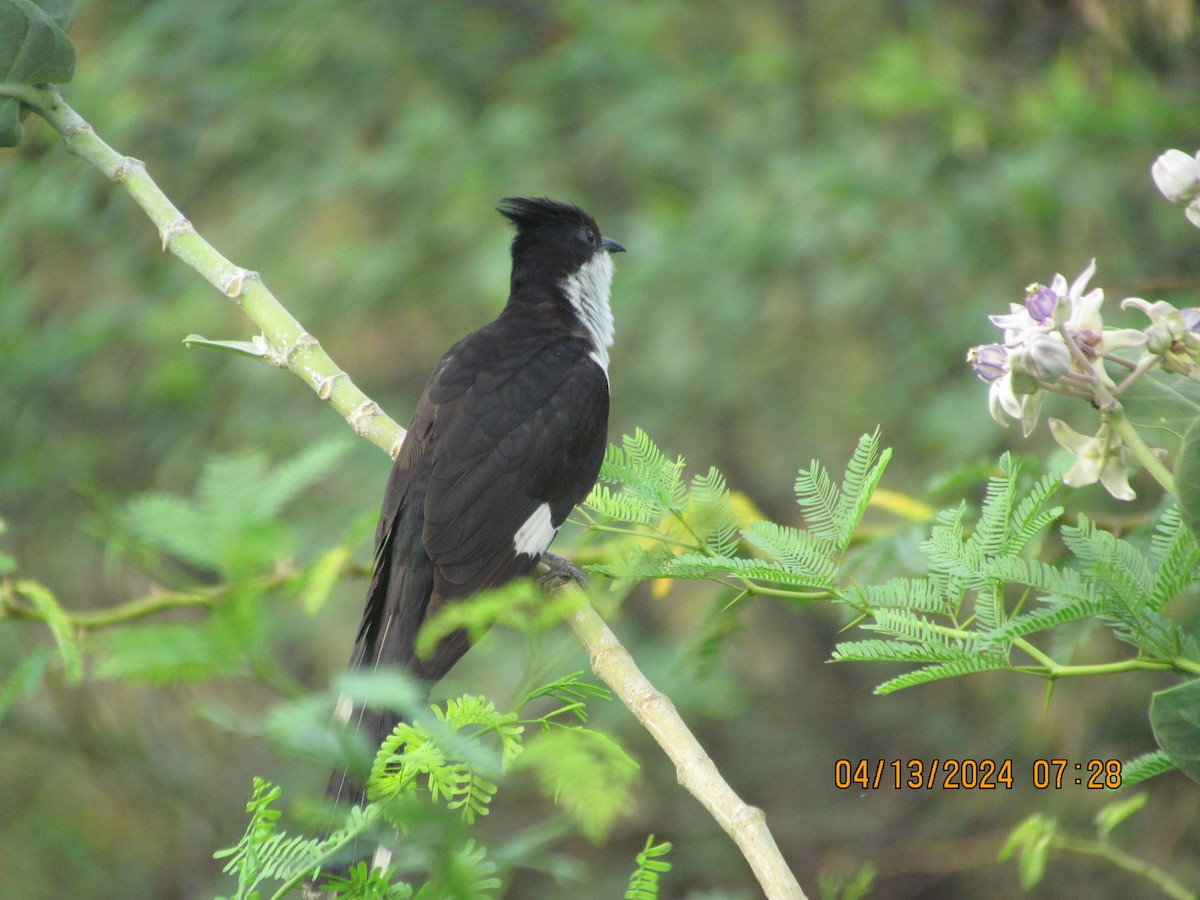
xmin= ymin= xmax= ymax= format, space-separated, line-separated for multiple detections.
xmin=967 ymin=343 xmax=1007 ymax=382
xmin=1025 ymin=285 xmax=1059 ymax=324
xmin=1182 ymin=308 xmax=1200 ymax=333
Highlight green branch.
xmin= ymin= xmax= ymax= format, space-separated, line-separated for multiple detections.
xmin=3 ymin=83 xmax=405 ymax=458
xmin=1052 ymin=835 xmax=1195 ymax=900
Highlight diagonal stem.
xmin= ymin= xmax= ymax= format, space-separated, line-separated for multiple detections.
xmin=3 ymin=83 xmax=406 ymax=458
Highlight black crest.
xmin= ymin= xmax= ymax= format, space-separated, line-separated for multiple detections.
xmin=497 ymin=197 xmax=606 ymax=281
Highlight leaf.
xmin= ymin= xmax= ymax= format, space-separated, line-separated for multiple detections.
xmin=1149 ymin=679 xmax=1200 ymax=785
xmin=16 ymin=579 xmax=82 ymax=683
xmin=182 ymin=334 xmax=272 ymax=359
xmin=1119 ymin=750 xmax=1178 ymax=787
xmin=1094 ymin=793 xmax=1147 ymax=838
xmin=1174 ymin=418 xmax=1200 ymax=546
xmin=873 ymin=654 xmax=1008 ymax=694
xmin=625 ymin=834 xmax=672 ymax=900
xmin=0 ymin=0 xmax=76 ymax=147
xmin=835 ymin=429 xmax=890 ymax=549
xmin=300 ymin=544 xmax=350 ymax=614
xmin=1121 ymin=368 xmax=1200 ymax=459
xmin=999 ymin=813 xmax=1055 ymax=890
xmin=516 ymin=727 xmax=639 ymax=842
xmin=794 ymin=459 xmax=842 ymax=543
xmin=0 ymin=647 xmax=53 ymax=723
xmin=92 ymin=621 xmax=239 ymax=684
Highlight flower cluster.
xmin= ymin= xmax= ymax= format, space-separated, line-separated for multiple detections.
xmin=968 ymin=259 xmax=1200 ymax=499
xmin=967 ymin=148 xmax=1200 ymax=500
xmin=966 ymin=260 xmax=1144 ymax=436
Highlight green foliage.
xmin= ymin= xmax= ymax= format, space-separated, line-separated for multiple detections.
xmin=514 ymin=726 xmax=639 ymax=843
xmin=817 ymin=862 xmax=876 ymax=900
xmin=999 ymin=813 xmax=1056 ymax=890
xmin=514 ymin=669 xmax=613 ymax=728
xmin=581 ymin=430 xmax=887 ymax=595
xmin=999 ymin=797 xmax=1193 ymax=899
xmin=320 ymin=862 xmax=412 ymax=900
xmin=0 ymin=646 xmax=52 ymax=724
xmin=89 ymin=589 xmax=262 ymax=685
xmin=216 ymin=671 xmax=628 ymax=898
xmin=11 ymin=578 xmax=81 ymax=683
xmin=831 ymin=456 xmax=1200 ymax=696
xmin=585 ymin=432 xmax=1200 ymax=797
xmin=1120 ymin=749 xmax=1179 ymax=786
xmin=369 ymin=695 xmax=523 ymax=828
xmin=1174 ymin=417 xmax=1200 ymax=545
xmin=214 ymin=777 xmax=343 ymax=900
xmin=116 ymin=440 xmax=350 ymax=580
xmin=624 ymin=834 xmax=672 ymax=900
xmin=0 ymin=0 xmax=75 ymax=146
xmin=414 ymin=580 xmax=582 ymax=662
xmin=1150 ymin=680 xmax=1200 ymax=784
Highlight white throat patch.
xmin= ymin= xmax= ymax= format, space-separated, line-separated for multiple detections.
xmin=561 ymin=251 xmax=616 ymax=372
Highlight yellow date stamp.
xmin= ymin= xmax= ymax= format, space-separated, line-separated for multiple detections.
xmin=833 ymin=758 xmax=1124 ymax=790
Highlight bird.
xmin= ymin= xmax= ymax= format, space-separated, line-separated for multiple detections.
xmin=326 ymin=196 xmax=624 ymax=823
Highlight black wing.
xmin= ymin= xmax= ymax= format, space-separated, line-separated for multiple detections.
xmin=349 ymin=319 xmax=608 ymax=702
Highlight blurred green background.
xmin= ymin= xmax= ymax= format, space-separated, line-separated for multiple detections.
xmin=3 ymin=0 xmax=1200 ymax=897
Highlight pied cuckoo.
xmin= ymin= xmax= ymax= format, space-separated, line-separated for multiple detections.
xmin=330 ymin=197 xmax=624 ymax=811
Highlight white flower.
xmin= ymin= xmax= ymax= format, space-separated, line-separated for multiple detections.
xmin=1122 ymin=296 xmax=1200 ymax=373
xmin=1151 ymin=149 xmax=1200 ymax=228
xmin=1048 ymin=419 xmax=1136 ymax=500
xmin=1152 ymin=150 xmax=1200 ymax=204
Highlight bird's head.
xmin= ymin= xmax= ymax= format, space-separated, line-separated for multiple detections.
xmin=498 ymin=196 xmax=624 ymax=283
xmin=498 ymin=197 xmax=624 ymax=368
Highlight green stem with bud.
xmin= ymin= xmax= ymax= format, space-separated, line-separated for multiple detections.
xmin=1105 ymin=406 xmax=1177 ymax=497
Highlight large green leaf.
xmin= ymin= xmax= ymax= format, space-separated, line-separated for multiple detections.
xmin=1149 ymin=679 xmax=1200 ymax=785
xmin=1121 ymin=371 xmax=1200 ymax=461
xmin=1175 ymin=419 xmax=1200 ymax=546
xmin=0 ymin=0 xmax=76 ymax=147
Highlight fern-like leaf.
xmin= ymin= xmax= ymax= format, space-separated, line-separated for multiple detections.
xmin=214 ymin=778 xmax=325 ymax=897
xmin=1147 ymin=505 xmax=1200 ymax=613
xmin=867 ymin=608 xmax=983 ymax=655
xmin=659 ymin=552 xmax=837 ymax=589
xmin=834 ymin=429 xmax=890 ymax=550
xmin=687 ymin=467 xmax=739 ymax=556
xmin=831 ymin=639 xmax=974 ymax=663
xmin=1119 ymin=750 xmax=1178 ymax=787
xmin=873 ymin=654 xmax=1009 ymax=694
xmin=794 ymin=459 xmax=842 ymax=544
xmin=985 ymin=599 xmax=1103 ymax=645
xmin=856 ymin=577 xmax=954 ymax=615
xmin=625 ymin=834 xmax=673 ymax=900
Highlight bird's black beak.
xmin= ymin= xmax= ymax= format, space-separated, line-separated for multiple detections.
xmin=602 ymin=237 xmax=626 ymax=254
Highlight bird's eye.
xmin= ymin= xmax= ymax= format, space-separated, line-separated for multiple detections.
xmin=582 ymin=227 xmax=597 ymax=245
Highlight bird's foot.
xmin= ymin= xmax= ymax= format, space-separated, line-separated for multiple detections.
xmin=537 ymin=551 xmax=589 ymax=593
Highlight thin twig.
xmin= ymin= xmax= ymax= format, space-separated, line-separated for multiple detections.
xmin=2 ymin=83 xmax=406 ymax=459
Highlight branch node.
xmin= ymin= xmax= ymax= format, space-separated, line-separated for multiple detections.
xmin=158 ymin=216 xmax=193 ymax=251
xmin=254 ymin=335 xmax=287 ymax=368
xmin=222 ymin=267 xmax=257 ymax=300
xmin=283 ymin=331 xmax=320 ymax=368
xmin=350 ymin=400 xmax=382 ymax=436
xmin=388 ymin=435 xmax=405 ymax=459
xmin=315 ymin=371 xmax=345 ymax=400
xmin=111 ymin=155 xmax=144 ymax=183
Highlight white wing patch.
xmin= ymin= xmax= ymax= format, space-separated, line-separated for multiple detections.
xmin=513 ymin=502 xmax=556 ymax=557
xmin=561 ymin=251 xmax=615 ymax=373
